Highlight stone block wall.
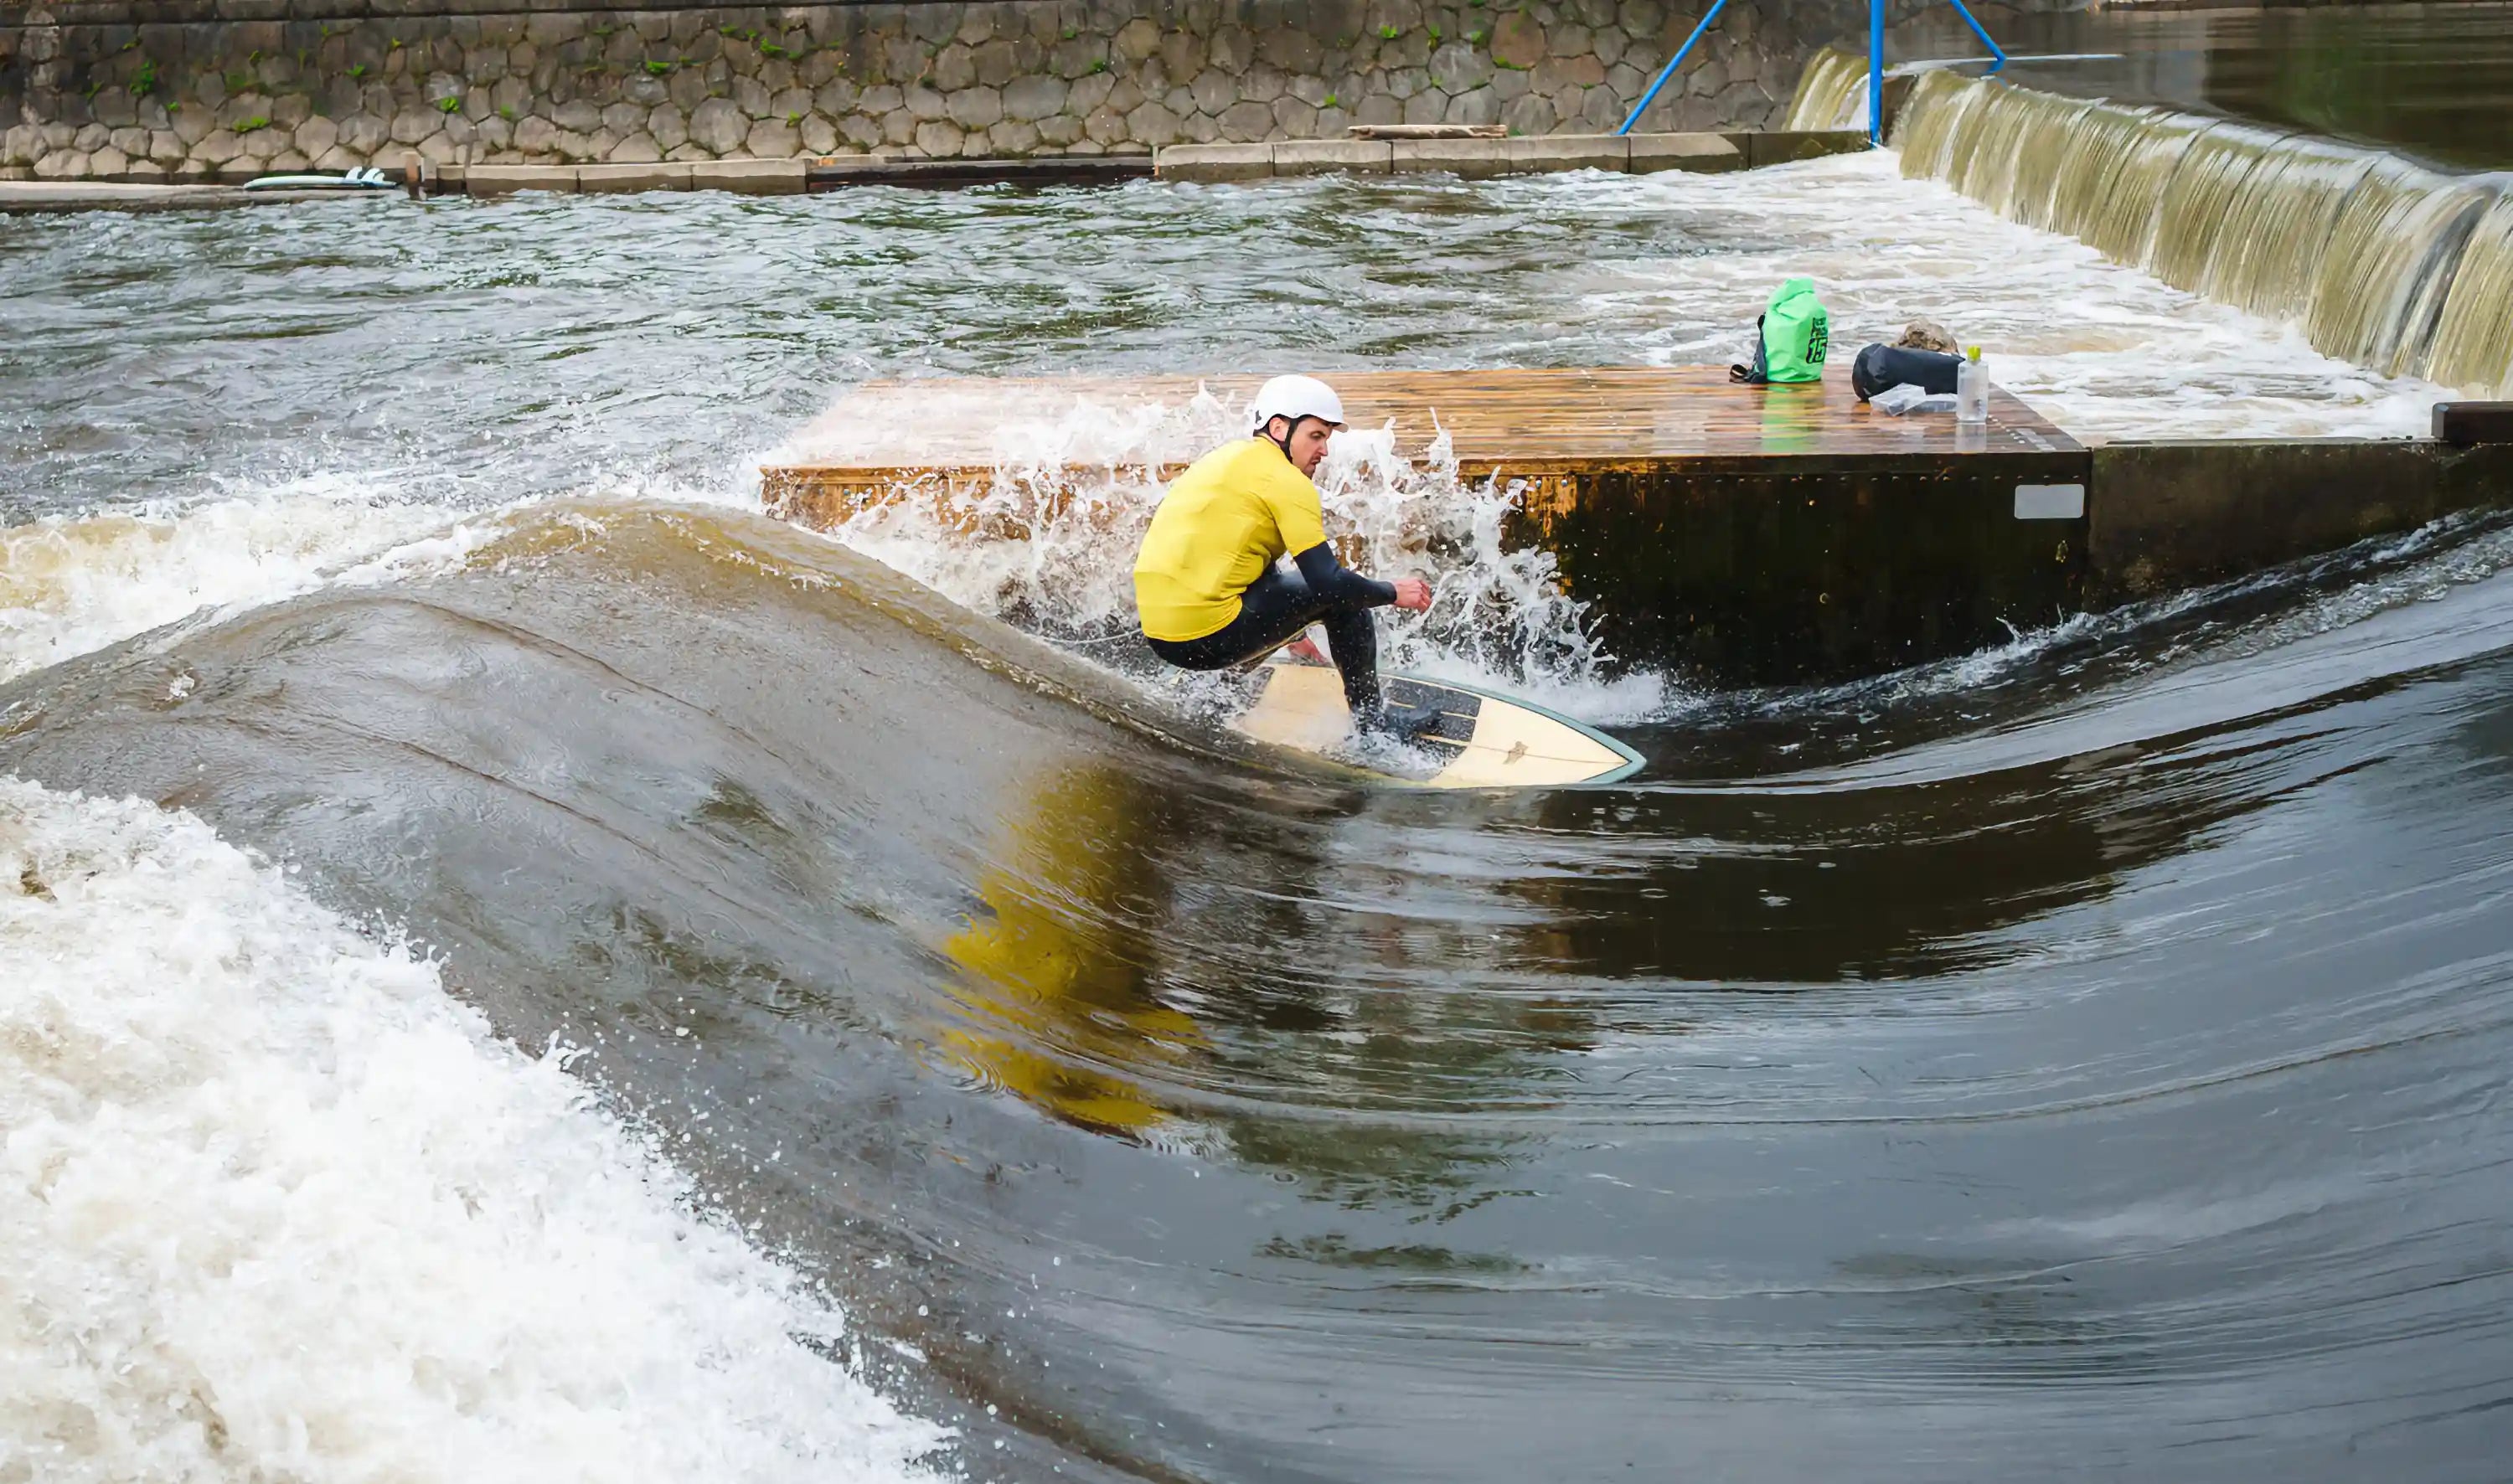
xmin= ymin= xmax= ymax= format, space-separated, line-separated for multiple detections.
xmin=0 ymin=0 xmax=2075 ymax=180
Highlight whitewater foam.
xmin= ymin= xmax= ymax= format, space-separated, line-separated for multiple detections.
xmin=0 ymin=480 xmax=467 ymax=685
xmin=0 ymin=451 xmax=775 ymax=689
xmin=0 ymin=780 xmax=952 ymax=1484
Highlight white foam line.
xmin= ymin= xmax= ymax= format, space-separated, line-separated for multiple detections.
xmin=0 ymin=453 xmax=767 ymax=688
xmin=0 ymin=481 xmax=485 ymax=686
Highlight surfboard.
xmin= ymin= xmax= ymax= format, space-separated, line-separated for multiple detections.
xmin=241 ymin=168 xmax=396 ymax=192
xmin=1233 ymin=661 xmax=1644 ymax=789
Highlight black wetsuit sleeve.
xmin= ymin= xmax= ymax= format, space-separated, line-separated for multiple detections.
xmin=1293 ymin=543 xmax=1397 ymax=608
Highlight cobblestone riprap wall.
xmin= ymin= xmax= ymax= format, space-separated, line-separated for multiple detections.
xmin=0 ymin=0 xmax=2067 ymax=179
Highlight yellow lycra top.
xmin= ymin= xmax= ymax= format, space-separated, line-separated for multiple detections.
xmin=1131 ymin=437 xmax=1329 ymax=643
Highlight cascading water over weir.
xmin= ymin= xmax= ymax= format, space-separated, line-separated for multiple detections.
xmin=1789 ymin=49 xmax=2513 ymax=397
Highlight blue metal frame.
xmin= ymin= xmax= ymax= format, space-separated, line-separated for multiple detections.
xmin=1618 ymin=0 xmax=2008 ymax=145
xmin=1868 ymin=0 xmax=1885 ymax=143
xmin=1873 ymin=0 xmax=2010 ymax=139
xmin=1615 ymin=0 xmax=1730 ymax=137
xmin=1943 ymin=0 xmax=2010 ymax=74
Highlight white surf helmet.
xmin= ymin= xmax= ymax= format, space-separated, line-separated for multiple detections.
xmin=1247 ymin=374 xmax=1347 ymax=435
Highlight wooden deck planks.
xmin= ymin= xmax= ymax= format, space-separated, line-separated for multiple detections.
xmin=759 ymin=366 xmax=2082 ymax=530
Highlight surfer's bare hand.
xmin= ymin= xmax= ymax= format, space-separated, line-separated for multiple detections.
xmin=1392 ymin=578 xmax=1432 ymax=611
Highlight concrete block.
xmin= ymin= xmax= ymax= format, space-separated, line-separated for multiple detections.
xmin=1505 ymin=134 xmax=1628 ymax=174
xmin=1391 ymin=137 xmax=1511 ymax=178
xmin=1151 ymin=142 xmax=1272 ymax=183
xmin=466 ymin=164 xmax=578 ymax=194
xmin=1726 ymin=130 xmax=1871 ymax=169
xmin=690 ymin=158 xmax=805 ymax=194
xmin=577 ymin=161 xmax=693 ymax=193
xmin=2087 ymin=439 xmax=2513 ymax=601
xmin=1628 ymin=131 xmax=1744 ymax=173
xmin=1270 ymin=138 xmax=1392 ymax=176
xmin=2437 ymin=402 xmax=2513 ymax=446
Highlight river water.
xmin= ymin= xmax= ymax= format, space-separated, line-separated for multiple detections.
xmin=4 ymin=158 xmax=2511 ymax=1482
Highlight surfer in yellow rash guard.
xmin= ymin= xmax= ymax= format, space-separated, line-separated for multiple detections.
xmin=1133 ymin=374 xmax=1439 ymax=739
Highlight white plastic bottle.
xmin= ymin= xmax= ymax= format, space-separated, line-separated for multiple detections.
xmin=1956 ymin=345 xmax=1989 ymax=425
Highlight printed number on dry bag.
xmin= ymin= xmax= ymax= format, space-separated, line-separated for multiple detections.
xmin=1729 ymin=277 xmax=1830 ymax=384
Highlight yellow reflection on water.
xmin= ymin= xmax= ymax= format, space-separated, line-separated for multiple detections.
xmin=940 ymin=764 xmax=1205 ymax=1141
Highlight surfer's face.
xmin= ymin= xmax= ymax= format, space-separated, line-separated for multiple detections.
xmin=1274 ymin=416 xmax=1338 ymax=477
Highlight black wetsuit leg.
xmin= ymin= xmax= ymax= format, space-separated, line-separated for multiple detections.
xmin=1145 ymin=566 xmax=1384 ymax=713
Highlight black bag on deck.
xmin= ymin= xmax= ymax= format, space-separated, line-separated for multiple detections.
xmin=1851 ymin=343 xmax=1964 ymax=402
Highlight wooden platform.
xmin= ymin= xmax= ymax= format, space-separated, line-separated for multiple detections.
xmin=760 ymin=366 xmax=2094 ymax=685
xmin=760 ymin=366 xmax=2081 ymax=533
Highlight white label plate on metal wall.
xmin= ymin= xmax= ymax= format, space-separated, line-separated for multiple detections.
xmin=2015 ymin=483 xmax=2086 ymax=520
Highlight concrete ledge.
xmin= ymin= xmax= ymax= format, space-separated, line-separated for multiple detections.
xmin=2088 ymin=438 xmax=2513 ymax=601
xmin=1153 ymin=142 xmax=1272 ymax=182
xmin=1504 ymin=134 xmax=1630 ymax=173
xmin=0 ymin=130 xmax=1883 ymax=201
xmin=576 ymin=162 xmax=693 ymax=193
xmin=1271 ymin=138 xmax=1393 ymax=176
xmin=1632 ymin=132 xmax=1746 ymax=173
xmin=808 ymin=155 xmax=1152 ymax=188
xmin=466 ymin=164 xmax=577 ymax=195
xmin=15 ymin=132 xmax=1862 ymax=203
xmin=1724 ymin=130 xmax=1871 ymax=168
xmin=1391 ymin=137 xmax=1523 ymax=178
xmin=0 ymin=179 xmax=387 ymax=214
xmin=2437 ymin=402 xmax=2513 ymax=446
xmin=973 ymin=130 xmax=1858 ymax=188
xmin=690 ymin=158 xmax=807 ymax=195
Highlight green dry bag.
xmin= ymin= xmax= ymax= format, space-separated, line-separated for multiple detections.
xmin=1729 ymin=277 xmax=1830 ymax=384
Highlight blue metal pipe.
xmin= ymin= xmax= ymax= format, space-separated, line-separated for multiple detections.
xmin=1868 ymin=0 xmax=1884 ymax=144
xmin=1616 ymin=0 xmax=1731 ymax=137
xmin=1941 ymin=0 xmax=2010 ymax=73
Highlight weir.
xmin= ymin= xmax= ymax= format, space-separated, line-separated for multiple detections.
xmin=1789 ymin=48 xmax=2513 ymax=398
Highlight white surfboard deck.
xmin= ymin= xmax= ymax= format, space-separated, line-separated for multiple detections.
xmin=1234 ymin=661 xmax=1644 ymax=789
xmin=240 ymin=173 xmax=397 ymax=191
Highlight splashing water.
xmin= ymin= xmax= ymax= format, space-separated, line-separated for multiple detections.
xmin=0 ymin=455 xmax=771 ymax=691
xmin=0 ymin=778 xmax=954 ymax=1484
xmin=1785 ymin=49 xmax=1872 ymax=131
xmin=0 ymin=481 xmax=466 ymax=684
xmin=796 ymin=384 xmax=1672 ymax=723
